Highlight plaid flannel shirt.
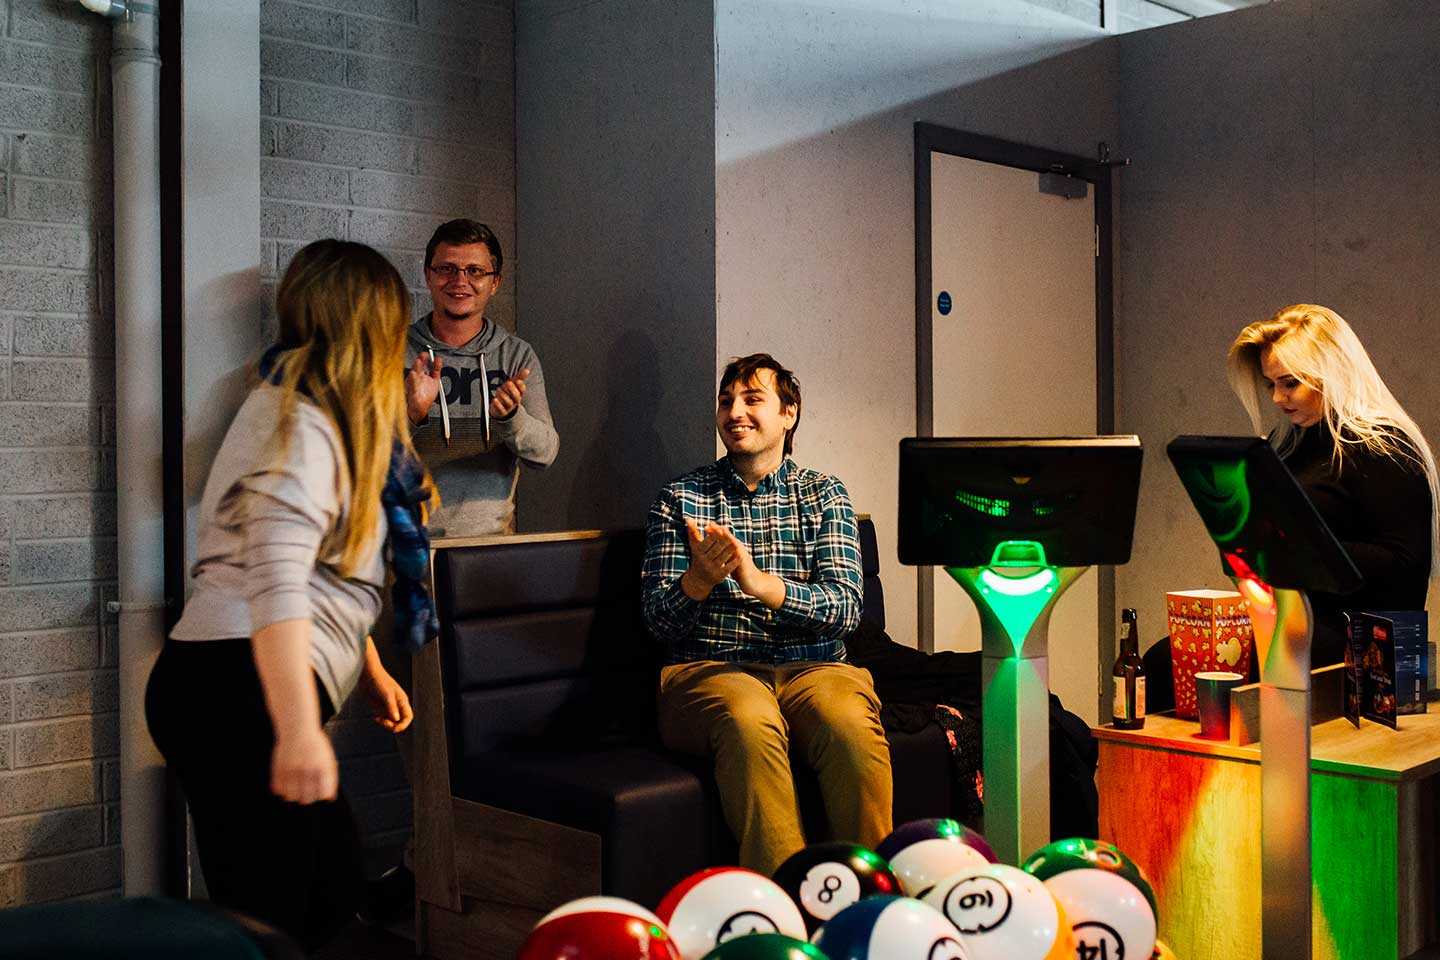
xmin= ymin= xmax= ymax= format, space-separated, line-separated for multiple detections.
xmin=641 ymin=457 xmax=863 ymax=664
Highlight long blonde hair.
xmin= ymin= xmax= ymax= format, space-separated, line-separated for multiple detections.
xmin=269 ymin=239 xmax=426 ymax=575
xmin=1227 ymin=303 xmax=1440 ymax=576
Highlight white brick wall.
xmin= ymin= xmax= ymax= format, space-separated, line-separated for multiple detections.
xmin=0 ymin=0 xmax=520 ymax=909
xmin=260 ymin=0 xmax=516 ymax=855
xmin=0 ymin=0 xmax=121 ymax=908
xmin=260 ymin=0 xmax=516 ymax=344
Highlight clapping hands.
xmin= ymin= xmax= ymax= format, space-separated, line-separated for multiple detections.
xmin=680 ymin=519 xmax=782 ymax=607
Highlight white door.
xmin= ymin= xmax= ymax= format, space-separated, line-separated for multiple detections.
xmin=928 ymin=151 xmax=1101 ymax=723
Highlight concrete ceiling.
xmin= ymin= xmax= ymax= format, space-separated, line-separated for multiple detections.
xmin=1162 ymin=0 xmax=1271 ymax=15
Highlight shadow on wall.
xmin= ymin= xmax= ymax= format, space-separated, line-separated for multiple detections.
xmin=186 ymin=270 xmax=266 ymax=511
xmin=714 ymin=31 xmax=1128 ymax=650
xmin=566 ymin=329 xmax=678 ymax=531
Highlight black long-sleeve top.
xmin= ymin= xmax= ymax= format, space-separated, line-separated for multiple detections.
xmin=1283 ymin=423 xmax=1433 ymax=663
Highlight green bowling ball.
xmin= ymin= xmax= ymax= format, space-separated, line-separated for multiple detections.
xmin=1021 ymin=838 xmax=1156 ymax=917
xmin=700 ymin=933 xmax=830 ymax=960
xmin=1023 ymin=838 xmax=1158 ymax=960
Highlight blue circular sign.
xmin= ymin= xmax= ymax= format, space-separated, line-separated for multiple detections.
xmin=937 ymin=291 xmax=952 ymax=315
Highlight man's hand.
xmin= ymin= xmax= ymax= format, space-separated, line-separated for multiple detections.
xmin=406 ymin=352 xmax=443 ymax=425
xmin=680 ymin=518 xmax=740 ymax=600
xmin=709 ymin=525 xmax=786 ymax=609
xmin=490 ymin=367 xmax=531 ymax=419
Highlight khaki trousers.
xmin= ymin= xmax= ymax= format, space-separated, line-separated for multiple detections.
xmin=658 ymin=660 xmax=893 ymax=875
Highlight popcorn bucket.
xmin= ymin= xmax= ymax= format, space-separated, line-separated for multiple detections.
xmin=1167 ymin=590 xmax=1254 ymax=719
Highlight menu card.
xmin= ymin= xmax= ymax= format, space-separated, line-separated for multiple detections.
xmin=1344 ymin=611 xmax=1428 ymax=729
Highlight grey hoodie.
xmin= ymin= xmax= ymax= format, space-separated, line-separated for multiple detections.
xmin=405 ymin=314 xmax=559 ymax=536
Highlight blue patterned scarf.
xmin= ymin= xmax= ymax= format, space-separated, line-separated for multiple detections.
xmin=259 ymin=345 xmax=439 ymax=652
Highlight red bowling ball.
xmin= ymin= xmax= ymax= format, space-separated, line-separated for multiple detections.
xmin=519 ymin=896 xmax=682 ymax=959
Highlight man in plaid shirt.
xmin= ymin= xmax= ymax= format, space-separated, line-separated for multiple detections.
xmin=642 ymin=354 xmax=892 ymax=874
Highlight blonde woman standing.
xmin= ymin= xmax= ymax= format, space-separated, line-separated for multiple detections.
xmin=145 ymin=240 xmax=437 ymax=949
xmin=1228 ymin=303 xmax=1439 ymax=664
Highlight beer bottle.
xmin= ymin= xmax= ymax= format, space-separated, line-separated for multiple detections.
xmin=1113 ymin=607 xmax=1146 ymax=730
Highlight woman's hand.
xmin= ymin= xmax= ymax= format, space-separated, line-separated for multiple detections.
xmin=359 ymin=653 xmax=414 ymax=733
xmin=359 ymin=636 xmax=414 ymax=733
xmin=251 ymin=618 xmax=339 ymax=804
xmin=270 ymin=726 xmax=339 ymax=804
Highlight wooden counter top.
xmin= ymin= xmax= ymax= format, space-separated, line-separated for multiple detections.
xmin=1093 ymin=709 xmax=1440 ymax=781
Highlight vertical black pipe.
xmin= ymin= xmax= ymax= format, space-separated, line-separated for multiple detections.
xmin=157 ymin=0 xmax=187 ymax=898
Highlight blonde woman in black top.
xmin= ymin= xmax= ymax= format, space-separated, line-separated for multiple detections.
xmin=1227 ymin=303 xmax=1439 ymax=663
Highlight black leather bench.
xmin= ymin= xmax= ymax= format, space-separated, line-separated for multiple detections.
xmin=413 ymin=519 xmax=955 ymax=960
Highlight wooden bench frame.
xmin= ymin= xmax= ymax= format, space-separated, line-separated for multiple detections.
xmin=413 ymin=531 xmax=608 ymax=959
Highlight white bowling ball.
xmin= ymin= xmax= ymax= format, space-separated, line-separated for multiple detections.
xmin=657 ymin=867 xmax=807 ymax=959
xmin=921 ymin=864 xmax=1073 ymax=960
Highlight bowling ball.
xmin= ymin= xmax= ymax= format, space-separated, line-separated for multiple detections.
xmin=771 ymin=842 xmax=899 ymax=935
xmin=921 ymin=864 xmax=1073 ymax=960
xmin=811 ymin=895 xmax=969 ymax=959
xmin=657 ymin=866 xmax=806 ymax=958
xmin=700 ymin=933 xmax=831 ymax=960
xmin=1022 ymin=838 xmax=1157 ymax=960
xmin=518 ymin=896 xmax=680 ymax=959
xmin=875 ymin=819 xmax=996 ymax=897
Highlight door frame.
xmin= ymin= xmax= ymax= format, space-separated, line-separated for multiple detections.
xmin=912 ymin=122 xmax=1117 ymax=686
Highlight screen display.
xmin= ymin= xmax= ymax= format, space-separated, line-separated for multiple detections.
xmin=898 ymin=437 xmax=1143 ymax=567
xmin=1166 ymin=436 xmax=1362 ymax=593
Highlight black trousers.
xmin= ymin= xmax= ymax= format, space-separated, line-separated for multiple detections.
xmin=145 ymin=639 xmax=364 ymax=951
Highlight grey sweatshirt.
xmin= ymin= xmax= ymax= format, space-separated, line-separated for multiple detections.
xmin=170 ymin=384 xmax=386 ymax=712
xmin=405 ymin=315 xmax=559 ymax=536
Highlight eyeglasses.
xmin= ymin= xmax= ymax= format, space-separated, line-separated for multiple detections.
xmin=428 ymin=263 xmax=499 ymax=282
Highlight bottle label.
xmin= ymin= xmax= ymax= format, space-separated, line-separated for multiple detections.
xmin=1113 ymin=676 xmax=1132 ymax=720
xmin=1135 ymin=676 xmax=1146 ymax=718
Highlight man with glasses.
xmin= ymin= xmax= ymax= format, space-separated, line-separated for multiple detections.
xmin=367 ymin=220 xmax=560 ymax=924
xmin=404 ymin=218 xmax=559 ymax=536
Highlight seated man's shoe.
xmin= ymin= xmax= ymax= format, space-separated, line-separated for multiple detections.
xmin=358 ymin=864 xmax=415 ymax=927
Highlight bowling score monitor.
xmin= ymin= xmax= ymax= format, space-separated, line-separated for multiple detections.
xmin=1166 ymin=436 xmax=1361 ymax=594
xmin=898 ymin=436 xmax=1143 ymax=571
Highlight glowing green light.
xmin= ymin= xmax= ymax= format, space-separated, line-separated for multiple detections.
xmin=955 ymin=489 xmax=1011 ymax=517
xmin=990 ymin=540 xmax=1048 ymax=567
xmin=1180 ymin=458 xmax=1251 ymax=544
xmin=979 ymin=568 xmax=1056 ymax=596
xmin=947 ymin=541 xmax=1063 ymax=650
xmin=982 ymin=582 xmax=1057 ymax=648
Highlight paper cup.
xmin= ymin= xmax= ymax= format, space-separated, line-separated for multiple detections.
xmin=1195 ymin=671 xmax=1244 ymax=739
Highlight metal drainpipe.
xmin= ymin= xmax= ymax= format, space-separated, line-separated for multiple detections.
xmin=78 ymin=0 xmax=166 ymax=895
